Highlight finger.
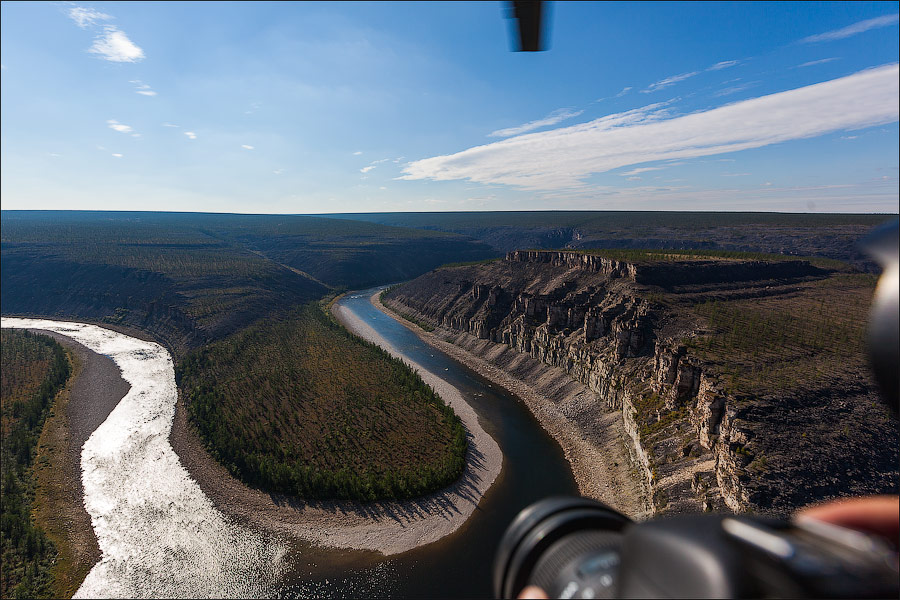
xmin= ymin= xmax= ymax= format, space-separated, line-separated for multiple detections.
xmin=796 ymin=495 xmax=899 ymax=542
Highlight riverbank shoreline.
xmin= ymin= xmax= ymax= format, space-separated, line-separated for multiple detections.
xmin=6 ymin=327 xmax=132 ymax=598
xmin=376 ymin=293 xmax=650 ymax=520
xmin=168 ymin=292 xmax=503 ymax=557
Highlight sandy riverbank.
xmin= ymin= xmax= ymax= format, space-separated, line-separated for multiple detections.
xmin=376 ymin=294 xmax=650 ymax=520
xmin=169 ymin=294 xmax=503 ymax=557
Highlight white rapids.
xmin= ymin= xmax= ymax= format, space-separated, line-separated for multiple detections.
xmin=1 ymin=318 xmax=286 ymax=598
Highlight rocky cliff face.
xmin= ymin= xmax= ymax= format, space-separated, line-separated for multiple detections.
xmin=384 ymin=251 xmax=898 ymax=516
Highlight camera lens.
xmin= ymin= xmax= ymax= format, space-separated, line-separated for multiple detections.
xmin=493 ymin=497 xmax=632 ymax=599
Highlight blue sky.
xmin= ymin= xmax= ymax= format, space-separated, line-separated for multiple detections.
xmin=1 ymin=1 xmax=898 ymax=214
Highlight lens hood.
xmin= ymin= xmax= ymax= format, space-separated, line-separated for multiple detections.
xmin=493 ymin=496 xmax=632 ymax=598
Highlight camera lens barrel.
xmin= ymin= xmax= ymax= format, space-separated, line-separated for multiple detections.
xmin=493 ymin=497 xmax=632 ymax=599
xmin=530 ymin=529 xmax=624 ymax=599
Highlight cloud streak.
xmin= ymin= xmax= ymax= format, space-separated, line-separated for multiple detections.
xmin=67 ymin=6 xmax=111 ymax=28
xmin=713 ymin=81 xmax=759 ymax=97
xmin=642 ymin=71 xmax=698 ymax=93
xmin=708 ymin=60 xmax=739 ymax=71
xmin=797 ymin=57 xmax=839 ymax=68
xmin=107 ymin=119 xmax=133 ymax=133
xmin=801 ymin=14 xmax=899 ymax=43
xmin=131 ymin=80 xmax=157 ymax=96
xmin=622 ymin=166 xmax=665 ymax=176
xmin=400 ymin=64 xmax=899 ymax=191
xmin=489 ymin=108 xmax=584 ymax=138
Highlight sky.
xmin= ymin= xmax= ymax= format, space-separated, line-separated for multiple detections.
xmin=1 ymin=1 xmax=898 ymax=214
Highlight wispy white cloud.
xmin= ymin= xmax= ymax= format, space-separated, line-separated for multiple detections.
xmin=626 ymin=176 xmax=641 ymax=181
xmin=801 ymin=14 xmax=899 ymax=43
xmin=401 ymin=64 xmax=900 ymax=191
xmin=713 ymin=81 xmax=759 ymax=97
xmin=107 ymin=119 xmax=133 ymax=133
xmin=67 ymin=6 xmax=112 ymax=29
xmin=489 ymin=108 xmax=584 ymax=138
xmin=90 ymin=27 xmax=144 ymax=62
xmin=184 ymin=131 xmax=197 ymax=140
xmin=353 ymin=150 xmax=363 ymax=155
xmin=615 ymin=86 xmax=632 ymax=97
xmin=359 ymin=158 xmax=391 ymax=174
xmin=67 ymin=6 xmax=144 ymax=63
xmin=622 ymin=166 xmax=665 ymax=176
xmin=721 ymin=172 xmax=750 ymax=177
xmin=131 ymin=80 xmax=157 ymax=96
xmin=111 ymin=153 xmax=123 ymax=158
xmin=163 ymin=123 xmax=180 ymax=128
xmin=708 ymin=60 xmax=739 ymax=71
xmin=273 ymin=169 xmax=284 ymax=175
xmin=641 ymin=71 xmax=699 ymax=93
xmin=241 ymin=144 xmax=254 ymax=150
xmin=797 ymin=57 xmax=839 ymax=68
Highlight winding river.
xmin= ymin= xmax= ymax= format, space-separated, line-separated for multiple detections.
xmin=1 ymin=287 xmax=578 ymax=598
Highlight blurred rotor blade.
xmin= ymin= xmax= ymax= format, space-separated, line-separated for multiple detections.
xmin=508 ymin=1 xmax=547 ymax=51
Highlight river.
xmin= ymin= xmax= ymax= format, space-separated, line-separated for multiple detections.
xmin=285 ymin=288 xmax=578 ymax=598
xmin=1 ymin=288 xmax=578 ymax=598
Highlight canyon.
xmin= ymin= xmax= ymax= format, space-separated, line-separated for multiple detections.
xmin=383 ymin=250 xmax=898 ymax=516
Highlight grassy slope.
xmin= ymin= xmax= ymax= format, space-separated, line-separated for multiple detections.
xmin=0 ymin=212 xmax=329 ymax=354
xmin=178 ymin=302 xmax=466 ymax=501
xmin=195 ymin=213 xmax=499 ymax=288
xmin=680 ymin=273 xmax=876 ymax=397
xmin=1 ymin=330 xmax=71 ymax=599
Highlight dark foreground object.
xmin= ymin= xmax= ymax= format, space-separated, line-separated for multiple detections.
xmin=495 ymin=496 xmax=899 ymax=599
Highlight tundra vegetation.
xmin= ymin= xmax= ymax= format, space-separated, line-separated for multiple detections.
xmin=1 ymin=211 xmax=486 ymax=506
xmin=1 ymin=330 xmax=71 ymax=599
xmin=1 ymin=209 xmax=894 ymax=536
xmin=324 ymin=210 xmax=886 ymax=270
xmin=684 ymin=273 xmax=876 ymax=395
xmin=178 ymin=302 xmax=466 ymax=500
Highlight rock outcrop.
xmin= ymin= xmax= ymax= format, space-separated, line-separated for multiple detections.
xmin=383 ymin=251 xmax=898 ymax=516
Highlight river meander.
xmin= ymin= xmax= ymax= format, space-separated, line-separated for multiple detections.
xmin=287 ymin=288 xmax=578 ymax=598
xmin=2 ymin=287 xmax=578 ymax=598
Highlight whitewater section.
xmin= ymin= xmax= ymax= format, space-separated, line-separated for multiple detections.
xmin=1 ymin=318 xmax=286 ymax=598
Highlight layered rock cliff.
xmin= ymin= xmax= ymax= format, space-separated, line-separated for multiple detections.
xmin=383 ymin=251 xmax=898 ymax=516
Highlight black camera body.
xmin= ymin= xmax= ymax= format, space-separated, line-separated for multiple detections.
xmin=493 ymin=497 xmax=899 ymax=599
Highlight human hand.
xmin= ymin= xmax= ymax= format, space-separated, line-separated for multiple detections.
xmin=795 ymin=495 xmax=899 ymax=545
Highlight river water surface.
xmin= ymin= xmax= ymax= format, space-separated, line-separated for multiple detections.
xmin=284 ymin=289 xmax=579 ymax=598
xmin=2 ymin=288 xmax=577 ymax=598
xmin=0 ymin=317 xmax=286 ymax=598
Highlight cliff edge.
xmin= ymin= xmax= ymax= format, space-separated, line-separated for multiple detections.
xmin=383 ymin=250 xmax=898 ymax=516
